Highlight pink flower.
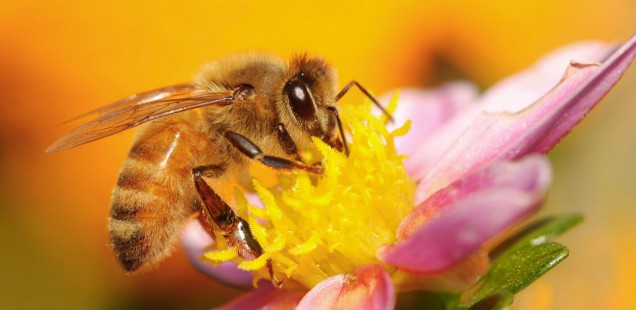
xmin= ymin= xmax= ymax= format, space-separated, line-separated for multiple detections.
xmin=183 ymin=34 xmax=636 ymax=309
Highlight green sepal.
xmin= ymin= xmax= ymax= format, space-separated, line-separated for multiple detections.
xmin=465 ymin=242 xmax=569 ymax=308
xmin=462 ymin=214 xmax=583 ymax=308
xmin=489 ymin=214 xmax=582 ymax=259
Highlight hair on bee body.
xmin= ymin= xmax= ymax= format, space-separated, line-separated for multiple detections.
xmin=47 ymin=53 xmax=390 ymax=283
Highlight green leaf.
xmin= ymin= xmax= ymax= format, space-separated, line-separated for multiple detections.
xmin=489 ymin=214 xmax=582 ymax=259
xmin=465 ymin=242 xmax=569 ymax=307
xmin=401 ymin=215 xmax=582 ymax=309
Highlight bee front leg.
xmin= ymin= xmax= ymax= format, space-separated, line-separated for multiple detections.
xmin=326 ymin=106 xmax=348 ymax=156
xmin=192 ymin=166 xmax=281 ymax=287
xmin=276 ymin=123 xmax=304 ymax=162
xmin=224 ymin=131 xmax=324 ymax=174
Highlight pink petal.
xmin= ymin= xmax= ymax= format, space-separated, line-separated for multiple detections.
xmin=181 ymin=219 xmax=253 ymax=289
xmin=404 ymin=42 xmax=610 ymax=194
xmin=392 ymin=249 xmax=489 ymax=292
xmin=515 ymin=36 xmax=636 ymax=154
xmin=415 ymin=35 xmax=636 ymax=199
xmin=379 ymin=155 xmax=551 ymax=273
xmin=478 ymin=41 xmax=612 ymax=114
xmin=216 ymin=285 xmax=304 ymax=310
xmin=399 ymin=154 xmax=551 ymax=242
xmin=383 ymin=82 xmax=479 ymax=176
xmin=296 ymin=264 xmax=395 ymax=310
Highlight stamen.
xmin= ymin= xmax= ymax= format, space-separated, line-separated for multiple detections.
xmin=207 ymin=94 xmax=414 ymax=290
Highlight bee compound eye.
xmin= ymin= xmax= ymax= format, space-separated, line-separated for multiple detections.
xmin=284 ymin=79 xmax=316 ymax=121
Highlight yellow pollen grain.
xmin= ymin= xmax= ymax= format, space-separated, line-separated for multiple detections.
xmin=204 ymin=249 xmax=237 ymax=262
xmin=238 ymin=254 xmax=270 ymax=271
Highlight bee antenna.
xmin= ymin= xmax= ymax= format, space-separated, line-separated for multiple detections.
xmin=335 ymin=81 xmax=394 ymax=123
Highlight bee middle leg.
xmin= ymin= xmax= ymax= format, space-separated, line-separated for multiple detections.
xmin=224 ymin=131 xmax=324 ymax=174
xmin=192 ymin=166 xmax=281 ymax=286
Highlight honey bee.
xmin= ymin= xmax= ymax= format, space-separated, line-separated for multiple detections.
xmin=47 ymin=53 xmax=390 ymax=280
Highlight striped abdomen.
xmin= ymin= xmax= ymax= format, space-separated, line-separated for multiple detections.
xmin=108 ymin=116 xmax=216 ymax=272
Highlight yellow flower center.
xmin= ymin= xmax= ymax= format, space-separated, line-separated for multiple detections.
xmin=205 ymin=95 xmax=415 ymax=290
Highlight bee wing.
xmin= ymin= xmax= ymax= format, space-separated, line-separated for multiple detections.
xmin=62 ymin=83 xmax=197 ymax=124
xmin=47 ymin=84 xmax=234 ymax=153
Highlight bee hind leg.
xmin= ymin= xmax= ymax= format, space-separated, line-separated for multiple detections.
xmin=192 ymin=166 xmax=282 ymax=286
xmin=192 ymin=164 xmax=236 ymax=234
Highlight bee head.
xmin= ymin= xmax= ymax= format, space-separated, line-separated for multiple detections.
xmin=282 ymin=55 xmax=338 ymax=139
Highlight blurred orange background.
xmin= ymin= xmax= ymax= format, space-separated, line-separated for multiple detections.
xmin=0 ymin=0 xmax=634 ymax=309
